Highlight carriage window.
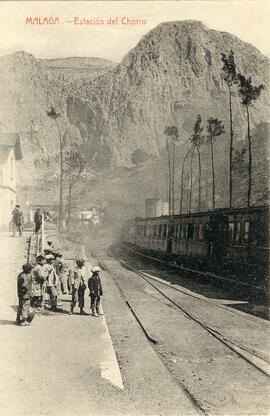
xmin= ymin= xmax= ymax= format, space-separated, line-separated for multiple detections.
xmin=228 ymin=223 xmax=234 ymax=242
xmin=163 ymin=224 xmax=167 ymax=238
xmin=187 ymin=224 xmax=195 ymax=240
xmin=198 ymin=224 xmax=204 ymax=241
xmin=235 ymin=222 xmax=241 ymax=243
xmin=256 ymin=222 xmax=266 ymax=244
xmin=177 ymin=225 xmax=181 ymax=240
xmin=181 ymin=224 xmax=186 ymax=240
xmin=243 ymin=222 xmax=249 ymax=242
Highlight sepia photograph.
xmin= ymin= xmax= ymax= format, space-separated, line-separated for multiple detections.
xmin=0 ymin=0 xmax=269 ymax=415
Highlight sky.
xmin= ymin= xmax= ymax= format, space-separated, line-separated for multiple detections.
xmin=0 ymin=0 xmax=269 ymax=62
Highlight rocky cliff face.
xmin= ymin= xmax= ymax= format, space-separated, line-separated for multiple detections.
xmin=67 ymin=21 xmax=269 ymax=165
xmin=0 ymin=21 xmax=269 ymax=214
xmin=0 ymin=51 xmax=116 ymax=187
xmin=66 ymin=20 xmax=269 ymax=210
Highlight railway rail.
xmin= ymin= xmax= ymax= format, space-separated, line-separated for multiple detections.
xmin=99 ymin=250 xmax=270 ymax=380
xmin=119 ymin=242 xmax=269 ymax=323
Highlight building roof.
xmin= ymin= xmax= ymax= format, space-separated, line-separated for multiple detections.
xmin=0 ymin=133 xmax=23 ymax=160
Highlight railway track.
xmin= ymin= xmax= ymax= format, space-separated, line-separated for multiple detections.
xmin=121 ymin=243 xmax=265 ymax=292
xmin=119 ymin=243 xmax=269 ymax=325
xmin=101 ymin=258 xmax=270 ymax=378
xmin=99 ymin=250 xmax=270 ymax=380
xmin=90 ymin=243 xmax=270 ymax=415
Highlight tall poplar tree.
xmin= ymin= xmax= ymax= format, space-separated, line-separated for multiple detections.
xmin=237 ymin=74 xmax=264 ymax=207
xmin=221 ymin=51 xmax=237 ymax=208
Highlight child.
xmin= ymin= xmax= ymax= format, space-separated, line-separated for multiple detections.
xmin=16 ymin=263 xmax=34 ymax=326
xmin=31 ymin=255 xmax=47 ymax=311
xmin=88 ymin=266 xmax=103 ymax=317
xmin=69 ymin=258 xmax=87 ymax=315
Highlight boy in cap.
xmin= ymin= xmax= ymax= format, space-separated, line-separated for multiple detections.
xmin=88 ymin=266 xmax=103 ymax=317
xmin=58 ymin=261 xmax=70 ymax=294
xmin=69 ymin=258 xmax=88 ymax=315
xmin=31 ymin=255 xmax=47 ymax=311
xmin=45 ymin=254 xmax=61 ymax=312
xmin=16 ymin=263 xmax=34 ymax=325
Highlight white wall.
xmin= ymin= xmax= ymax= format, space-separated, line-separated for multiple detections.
xmin=0 ymin=146 xmax=17 ymax=227
xmin=0 ymin=187 xmax=16 ymax=227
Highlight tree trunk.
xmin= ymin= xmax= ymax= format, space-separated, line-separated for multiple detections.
xmin=67 ymin=185 xmax=72 ymax=230
xmin=55 ymin=119 xmax=63 ymax=231
xmin=188 ymin=148 xmax=195 ymax=213
xmin=246 ymin=105 xmax=252 ymax=208
xmin=210 ymin=136 xmax=215 ymax=210
xmin=166 ymin=138 xmax=172 ymax=215
xmin=229 ymin=85 xmax=234 ymax=208
xmin=195 ymin=145 xmax=201 ymax=211
xmin=172 ymin=141 xmax=175 ymax=216
xmin=180 ymin=150 xmax=189 ymax=215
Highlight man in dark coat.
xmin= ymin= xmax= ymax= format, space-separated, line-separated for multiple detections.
xmin=88 ymin=266 xmax=103 ymax=317
xmin=34 ymin=208 xmax=43 ymax=234
xmin=12 ymin=205 xmax=23 ymax=237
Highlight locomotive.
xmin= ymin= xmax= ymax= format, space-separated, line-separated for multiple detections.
xmin=121 ymin=205 xmax=269 ymax=291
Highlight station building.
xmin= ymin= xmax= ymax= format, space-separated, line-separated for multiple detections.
xmin=0 ymin=133 xmax=22 ymax=229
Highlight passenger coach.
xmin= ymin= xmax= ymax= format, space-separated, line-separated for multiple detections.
xmin=122 ymin=205 xmax=269 ymax=289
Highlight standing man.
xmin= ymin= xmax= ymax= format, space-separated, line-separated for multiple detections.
xmin=11 ymin=204 xmax=23 ymax=237
xmin=69 ymin=258 xmax=88 ymax=315
xmin=34 ymin=208 xmax=43 ymax=234
xmin=88 ymin=266 xmax=103 ymax=317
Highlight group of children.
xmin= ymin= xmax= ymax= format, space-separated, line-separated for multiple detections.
xmin=16 ymin=242 xmax=104 ymax=326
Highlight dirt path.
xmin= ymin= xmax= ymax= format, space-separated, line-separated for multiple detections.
xmin=0 ymin=233 xmax=199 ymax=416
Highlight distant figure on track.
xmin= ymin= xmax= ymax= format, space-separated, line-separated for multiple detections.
xmin=34 ymin=208 xmax=42 ymax=234
xmin=88 ymin=266 xmax=103 ymax=317
xmin=11 ymin=204 xmax=24 ymax=237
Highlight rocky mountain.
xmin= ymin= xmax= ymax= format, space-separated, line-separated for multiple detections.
xmin=66 ymin=20 xmax=269 ymax=211
xmin=0 ymin=21 xmax=269 ymax=218
xmin=0 ymin=51 xmax=116 ymax=185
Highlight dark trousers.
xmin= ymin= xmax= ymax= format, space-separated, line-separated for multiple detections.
xmin=16 ymin=298 xmax=30 ymax=322
xmin=35 ymin=222 xmax=42 ymax=234
xmin=12 ymin=223 xmax=22 ymax=237
xmin=90 ymin=295 xmax=101 ymax=312
xmin=71 ymin=287 xmax=85 ymax=309
xmin=31 ymin=296 xmax=42 ymax=309
xmin=47 ymin=286 xmax=58 ymax=309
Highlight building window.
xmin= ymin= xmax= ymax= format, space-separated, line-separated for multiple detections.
xmin=0 ymin=164 xmax=3 ymax=184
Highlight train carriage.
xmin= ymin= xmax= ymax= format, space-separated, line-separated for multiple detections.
xmin=122 ymin=205 xmax=269 ymax=290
